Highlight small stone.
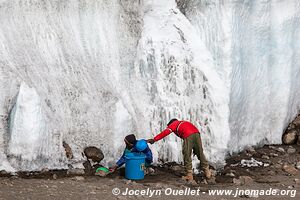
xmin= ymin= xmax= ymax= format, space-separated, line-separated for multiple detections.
xmin=262 ymin=155 xmax=270 ymax=159
xmin=248 ymin=194 xmax=259 ymax=198
xmin=269 ymin=146 xmax=277 ymax=150
xmin=131 ymin=181 xmax=138 ymax=186
xmin=282 ymin=130 xmax=297 ymax=145
xmin=239 ymin=176 xmax=253 ymax=185
xmin=0 ymin=170 xmax=8 ymax=176
xmin=90 ymin=191 xmax=96 ymax=194
xmin=287 ymin=186 xmax=294 ymax=189
xmin=282 ymin=164 xmax=298 ymax=175
xmin=67 ymin=168 xmax=85 ymax=175
xmin=294 ymin=178 xmax=300 ymax=184
xmin=270 ymin=153 xmax=279 ymax=157
xmin=71 ymin=176 xmax=85 ymax=181
xmin=287 ymin=146 xmax=296 ymax=154
xmin=124 ymin=179 xmax=132 ymax=185
xmin=276 ymin=147 xmax=285 ymax=153
xmin=233 ymin=178 xmax=242 ymax=185
xmin=41 ymin=168 xmax=49 ymax=173
xmin=52 ymin=174 xmax=57 ymax=180
xmin=63 ymin=141 xmax=73 ymax=159
xmin=225 ymin=172 xmax=235 ymax=177
xmin=246 ymin=146 xmax=256 ymax=154
xmin=296 ymin=161 xmax=300 ymax=170
xmin=207 ymin=177 xmax=216 ymax=184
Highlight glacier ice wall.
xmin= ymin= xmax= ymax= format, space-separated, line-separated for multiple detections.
xmin=0 ymin=0 xmax=300 ymax=171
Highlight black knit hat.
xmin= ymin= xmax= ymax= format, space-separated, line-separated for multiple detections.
xmin=124 ymin=134 xmax=137 ymax=145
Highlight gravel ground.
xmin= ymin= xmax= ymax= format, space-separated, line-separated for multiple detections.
xmin=1 ymin=144 xmax=299 ymax=200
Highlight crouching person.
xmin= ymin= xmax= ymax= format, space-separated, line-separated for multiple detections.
xmin=110 ymin=134 xmax=153 ymax=173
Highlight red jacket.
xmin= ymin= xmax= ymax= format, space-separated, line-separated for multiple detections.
xmin=154 ymin=120 xmax=200 ymax=141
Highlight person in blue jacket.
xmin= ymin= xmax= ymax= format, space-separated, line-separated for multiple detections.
xmin=110 ymin=134 xmax=153 ymax=172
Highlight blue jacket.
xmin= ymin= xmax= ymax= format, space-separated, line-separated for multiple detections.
xmin=116 ymin=141 xmax=153 ymax=167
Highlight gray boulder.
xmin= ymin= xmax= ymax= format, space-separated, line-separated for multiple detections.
xmin=282 ymin=129 xmax=298 ymax=145
xmin=84 ymin=146 xmax=104 ymax=163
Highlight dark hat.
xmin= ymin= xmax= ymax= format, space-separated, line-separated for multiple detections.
xmin=124 ymin=134 xmax=137 ymax=145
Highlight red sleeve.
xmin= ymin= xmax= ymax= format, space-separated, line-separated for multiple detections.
xmin=154 ymin=128 xmax=172 ymax=141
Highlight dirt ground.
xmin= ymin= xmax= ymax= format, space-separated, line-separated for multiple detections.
xmin=0 ymin=144 xmax=299 ymax=200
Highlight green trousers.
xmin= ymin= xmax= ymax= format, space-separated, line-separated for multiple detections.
xmin=182 ymin=133 xmax=209 ymax=173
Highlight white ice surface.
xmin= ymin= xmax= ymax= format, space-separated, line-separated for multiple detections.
xmin=0 ymin=0 xmax=300 ymax=171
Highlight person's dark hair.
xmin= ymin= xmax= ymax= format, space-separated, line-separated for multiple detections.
xmin=124 ymin=134 xmax=137 ymax=145
xmin=167 ymin=118 xmax=178 ymax=126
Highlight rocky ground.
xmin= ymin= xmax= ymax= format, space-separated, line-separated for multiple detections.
xmin=0 ymin=144 xmax=300 ymax=200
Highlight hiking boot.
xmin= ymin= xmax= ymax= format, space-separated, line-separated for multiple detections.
xmin=204 ymin=167 xmax=212 ymax=179
xmin=182 ymin=170 xmax=193 ymax=181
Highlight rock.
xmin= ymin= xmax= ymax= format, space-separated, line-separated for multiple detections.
xmin=270 ymin=153 xmax=279 ymax=157
xmin=296 ymin=161 xmax=300 ymax=170
xmin=298 ymin=136 xmax=300 ymax=146
xmin=239 ymin=176 xmax=253 ymax=185
xmin=41 ymin=168 xmax=49 ymax=173
xmin=282 ymin=130 xmax=297 ymax=145
xmin=63 ymin=141 xmax=73 ymax=159
xmin=71 ymin=176 xmax=85 ymax=181
xmin=52 ymin=174 xmax=57 ymax=180
xmin=287 ymin=146 xmax=296 ymax=154
xmin=294 ymin=179 xmax=299 ymax=184
xmin=84 ymin=146 xmax=104 ymax=163
xmin=287 ymin=186 xmax=294 ymax=189
xmin=276 ymin=147 xmax=285 ymax=153
xmin=83 ymin=160 xmax=93 ymax=175
xmin=200 ymin=179 xmax=208 ymax=184
xmin=282 ymin=164 xmax=298 ymax=175
xmin=225 ymin=172 xmax=235 ymax=177
xmin=67 ymin=168 xmax=85 ymax=175
xmin=268 ymin=145 xmax=275 ymax=149
xmin=145 ymin=167 xmax=155 ymax=175
xmin=262 ymin=155 xmax=270 ymax=159
xmin=293 ymin=115 xmax=300 ymax=126
xmin=123 ymin=179 xmax=132 ymax=185
xmin=207 ymin=177 xmax=216 ymax=184
xmin=0 ymin=170 xmax=8 ymax=176
xmin=233 ymin=178 xmax=242 ymax=185
xmin=246 ymin=146 xmax=256 ymax=154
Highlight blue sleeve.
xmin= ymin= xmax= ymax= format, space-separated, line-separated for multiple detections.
xmin=116 ymin=150 xmax=127 ymax=167
xmin=144 ymin=147 xmax=153 ymax=164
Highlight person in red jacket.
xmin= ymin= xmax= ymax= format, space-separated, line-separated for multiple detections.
xmin=147 ymin=118 xmax=211 ymax=181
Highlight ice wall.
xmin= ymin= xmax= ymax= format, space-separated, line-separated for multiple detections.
xmin=0 ymin=0 xmax=300 ymax=171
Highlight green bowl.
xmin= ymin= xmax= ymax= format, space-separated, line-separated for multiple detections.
xmin=96 ymin=167 xmax=109 ymax=173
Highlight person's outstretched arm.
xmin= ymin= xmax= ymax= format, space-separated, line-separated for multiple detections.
xmin=148 ymin=127 xmax=173 ymax=144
